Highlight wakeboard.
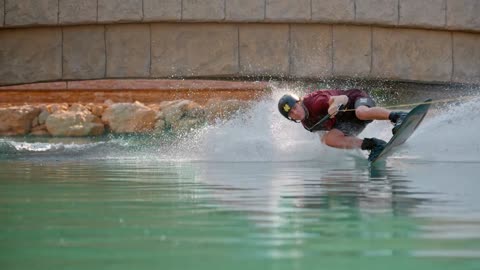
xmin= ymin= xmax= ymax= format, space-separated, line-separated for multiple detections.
xmin=370 ymin=99 xmax=432 ymax=164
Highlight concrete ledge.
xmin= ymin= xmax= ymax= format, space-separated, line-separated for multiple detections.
xmin=0 ymin=28 xmax=62 ymax=85
xmin=59 ymin=0 xmax=97 ymax=25
xmin=1 ymin=0 xmax=4 ymax=27
xmin=333 ymin=25 xmax=371 ymax=77
xmin=372 ymin=28 xmax=452 ymax=82
xmin=312 ymin=0 xmax=355 ymax=23
xmin=239 ymin=24 xmax=289 ymax=76
xmin=266 ymin=0 xmax=311 ymax=21
xmin=399 ymin=0 xmax=446 ymax=28
xmin=356 ymin=0 xmax=398 ymax=26
xmin=143 ymin=0 xmax=181 ymax=21
xmin=290 ymin=24 xmax=332 ymax=77
xmin=106 ymin=24 xmax=150 ymax=78
xmin=226 ymin=0 xmax=265 ymax=22
xmin=151 ymin=24 xmax=238 ymax=77
xmin=2 ymin=23 xmax=480 ymax=86
xmin=182 ymin=0 xmax=225 ymax=21
xmin=453 ymin=32 xmax=480 ymax=84
xmin=5 ymin=0 xmax=58 ymax=26
xmin=0 ymin=79 xmax=269 ymax=105
xmin=98 ymin=0 xmax=143 ymax=23
xmin=63 ymin=26 xmax=105 ymax=80
xmin=447 ymin=0 xmax=480 ymax=31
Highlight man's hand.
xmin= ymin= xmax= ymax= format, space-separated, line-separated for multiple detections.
xmin=328 ymin=95 xmax=348 ymax=118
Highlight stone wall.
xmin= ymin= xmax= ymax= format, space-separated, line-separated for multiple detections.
xmin=1 ymin=0 xmax=480 ymax=85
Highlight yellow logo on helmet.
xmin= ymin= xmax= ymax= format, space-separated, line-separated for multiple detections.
xmin=283 ymin=104 xmax=291 ymax=112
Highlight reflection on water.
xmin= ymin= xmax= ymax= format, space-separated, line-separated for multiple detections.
xmin=1 ymin=159 xmax=479 ymax=270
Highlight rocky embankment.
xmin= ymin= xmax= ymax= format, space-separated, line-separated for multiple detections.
xmin=0 ymin=99 xmax=248 ymax=137
xmin=0 ymin=79 xmax=267 ymax=137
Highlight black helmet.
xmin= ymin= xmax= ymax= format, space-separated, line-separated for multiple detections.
xmin=278 ymin=94 xmax=299 ymax=121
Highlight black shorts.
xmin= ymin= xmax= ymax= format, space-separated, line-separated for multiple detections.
xmin=333 ymin=91 xmax=376 ymax=136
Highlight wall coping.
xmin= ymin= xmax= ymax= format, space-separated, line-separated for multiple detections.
xmin=0 ymin=79 xmax=270 ymax=105
xmin=1 ymin=0 xmax=479 ymax=33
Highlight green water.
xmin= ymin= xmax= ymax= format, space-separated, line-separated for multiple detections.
xmin=1 ymin=159 xmax=479 ymax=270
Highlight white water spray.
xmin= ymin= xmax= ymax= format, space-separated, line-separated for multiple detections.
xmin=1 ymin=85 xmax=479 ymax=163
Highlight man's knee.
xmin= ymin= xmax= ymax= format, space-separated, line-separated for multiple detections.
xmin=322 ymin=130 xmax=344 ymax=147
xmin=355 ymin=106 xmax=370 ymax=120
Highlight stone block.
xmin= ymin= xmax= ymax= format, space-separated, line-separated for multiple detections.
xmin=143 ymin=0 xmax=181 ymax=21
xmin=333 ymin=26 xmax=371 ymax=77
xmin=312 ymin=0 xmax=355 ymax=22
xmin=356 ymin=0 xmax=398 ymax=25
xmin=447 ymin=0 xmax=480 ymax=31
xmin=453 ymin=33 xmax=480 ymax=84
xmin=98 ymin=0 xmax=142 ymax=23
xmin=106 ymin=24 xmax=150 ymax=78
xmin=225 ymin=0 xmax=265 ymax=21
xmin=399 ymin=0 xmax=446 ymax=28
xmin=239 ymin=24 xmax=289 ymax=76
xmin=372 ymin=28 xmax=451 ymax=82
xmin=0 ymin=106 xmax=41 ymax=135
xmin=151 ymin=24 xmax=238 ymax=77
xmin=266 ymin=0 xmax=310 ymax=21
xmin=290 ymin=25 xmax=332 ymax=77
xmin=102 ymin=101 xmax=156 ymax=133
xmin=0 ymin=28 xmax=62 ymax=85
xmin=182 ymin=0 xmax=224 ymax=21
xmin=59 ymin=0 xmax=97 ymax=24
xmin=46 ymin=107 xmax=105 ymax=136
xmin=5 ymin=0 xmax=58 ymax=26
xmin=63 ymin=26 xmax=105 ymax=80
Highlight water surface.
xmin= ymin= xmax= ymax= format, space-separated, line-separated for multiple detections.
xmin=1 ymin=87 xmax=480 ymax=270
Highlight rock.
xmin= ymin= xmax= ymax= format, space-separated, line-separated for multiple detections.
xmin=102 ymin=101 xmax=156 ymax=133
xmin=173 ymin=118 xmax=204 ymax=134
xmin=47 ymin=103 xmax=69 ymax=113
xmin=0 ymin=99 xmax=237 ymax=137
xmin=38 ymin=109 xmax=50 ymax=125
xmin=104 ymin=99 xmax=115 ymax=106
xmin=160 ymin=100 xmax=204 ymax=122
xmin=32 ymin=116 xmax=39 ymax=128
xmin=69 ymin=103 xmax=86 ymax=112
xmin=154 ymin=110 xmax=166 ymax=132
xmin=0 ymin=105 xmax=41 ymax=135
xmin=30 ymin=124 xmax=50 ymax=136
xmin=46 ymin=104 xmax=105 ymax=136
xmin=204 ymin=99 xmax=248 ymax=122
xmin=154 ymin=119 xmax=166 ymax=133
xmin=147 ymin=103 xmax=162 ymax=111
xmin=85 ymin=103 xmax=105 ymax=117
xmin=159 ymin=100 xmax=206 ymax=133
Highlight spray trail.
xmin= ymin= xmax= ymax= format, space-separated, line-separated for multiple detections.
xmin=1 ymin=85 xmax=479 ymax=163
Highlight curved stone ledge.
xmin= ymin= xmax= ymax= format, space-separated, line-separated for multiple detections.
xmin=1 ymin=23 xmax=479 ymax=86
xmin=1 ymin=0 xmax=479 ymax=32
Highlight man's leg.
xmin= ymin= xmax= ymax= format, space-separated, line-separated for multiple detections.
xmin=355 ymin=105 xmax=390 ymax=121
xmin=322 ymin=128 xmax=387 ymax=161
xmin=356 ymin=105 xmax=408 ymax=134
xmin=322 ymin=129 xmax=363 ymax=149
